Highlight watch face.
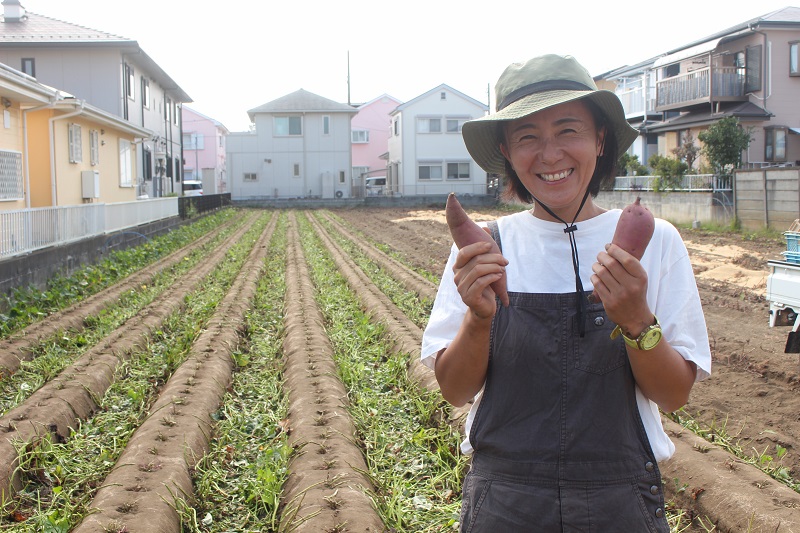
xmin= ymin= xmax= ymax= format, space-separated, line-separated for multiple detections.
xmin=640 ymin=328 xmax=663 ymax=350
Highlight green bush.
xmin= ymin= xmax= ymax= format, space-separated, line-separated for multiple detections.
xmin=648 ymin=154 xmax=688 ymax=192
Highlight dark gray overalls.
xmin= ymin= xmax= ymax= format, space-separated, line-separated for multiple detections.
xmin=459 ymin=225 xmax=669 ymax=533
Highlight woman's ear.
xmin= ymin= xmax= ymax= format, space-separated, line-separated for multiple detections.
xmin=597 ymin=128 xmax=606 ymax=157
xmin=500 ymin=142 xmax=511 ymax=161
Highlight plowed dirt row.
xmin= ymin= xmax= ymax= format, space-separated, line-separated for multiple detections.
xmin=74 ymin=213 xmax=278 ymax=532
xmin=0 ymin=216 xmax=234 ymax=377
xmin=0 ymin=212 xmax=259 ymax=501
xmin=332 ymin=206 xmax=800 ymax=532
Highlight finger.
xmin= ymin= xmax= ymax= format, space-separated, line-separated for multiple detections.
xmin=454 ymin=241 xmax=493 ymax=269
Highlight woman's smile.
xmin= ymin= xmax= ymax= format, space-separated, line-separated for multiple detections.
xmin=538 ymin=168 xmax=573 ymax=182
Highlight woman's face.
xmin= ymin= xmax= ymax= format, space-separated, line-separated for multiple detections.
xmin=500 ymin=99 xmax=605 ymax=222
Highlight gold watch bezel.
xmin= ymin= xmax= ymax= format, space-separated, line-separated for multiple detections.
xmin=611 ymin=316 xmax=663 ymax=351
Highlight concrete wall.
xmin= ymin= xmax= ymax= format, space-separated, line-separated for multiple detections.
xmin=735 ymin=168 xmax=800 ymax=230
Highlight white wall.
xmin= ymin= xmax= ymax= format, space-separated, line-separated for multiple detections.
xmin=228 ymin=112 xmax=354 ymax=200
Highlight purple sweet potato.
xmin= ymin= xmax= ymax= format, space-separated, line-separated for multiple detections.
xmin=446 ymin=193 xmax=509 ymax=307
xmin=590 ymin=197 xmax=654 ymax=303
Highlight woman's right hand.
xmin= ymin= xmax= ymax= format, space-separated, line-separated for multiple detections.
xmin=452 ymin=241 xmax=508 ymax=320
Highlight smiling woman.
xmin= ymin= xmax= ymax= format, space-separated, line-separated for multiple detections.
xmin=422 ymin=54 xmax=712 ymax=533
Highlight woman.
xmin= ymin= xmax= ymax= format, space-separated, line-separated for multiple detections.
xmin=421 ymin=54 xmax=711 ymax=532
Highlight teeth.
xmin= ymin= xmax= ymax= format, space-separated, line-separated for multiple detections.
xmin=539 ymin=170 xmax=571 ymax=182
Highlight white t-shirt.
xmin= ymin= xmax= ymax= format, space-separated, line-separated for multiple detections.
xmin=421 ymin=208 xmax=712 ymax=461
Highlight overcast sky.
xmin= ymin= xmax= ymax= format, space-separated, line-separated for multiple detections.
xmin=21 ymin=0 xmax=794 ymax=132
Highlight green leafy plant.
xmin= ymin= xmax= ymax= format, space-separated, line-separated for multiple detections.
xmin=697 ymin=117 xmax=754 ymax=177
xmin=648 ymin=154 xmax=688 ymax=192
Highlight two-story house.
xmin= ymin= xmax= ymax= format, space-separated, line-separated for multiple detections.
xmin=350 ymin=94 xmax=401 ymax=196
xmin=387 ymin=84 xmax=488 ymax=197
xmin=600 ymin=7 xmax=800 ymax=170
xmin=0 ymin=61 xmax=150 ymax=212
xmin=226 ymin=89 xmax=357 ymax=200
xmin=0 ymin=0 xmax=191 ymax=198
xmin=181 ymin=107 xmax=229 ymax=195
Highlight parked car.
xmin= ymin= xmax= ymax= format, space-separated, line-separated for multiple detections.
xmin=365 ymin=176 xmax=386 ymax=196
xmin=182 ymin=180 xmax=203 ymax=196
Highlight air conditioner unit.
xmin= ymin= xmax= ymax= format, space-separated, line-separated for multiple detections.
xmin=81 ymin=170 xmax=100 ymax=199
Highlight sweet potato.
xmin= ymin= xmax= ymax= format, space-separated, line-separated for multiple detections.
xmin=589 ymin=197 xmax=654 ymax=303
xmin=445 ymin=193 xmax=509 ymax=307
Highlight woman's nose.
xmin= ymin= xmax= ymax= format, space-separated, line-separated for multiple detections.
xmin=538 ymin=138 xmax=562 ymax=164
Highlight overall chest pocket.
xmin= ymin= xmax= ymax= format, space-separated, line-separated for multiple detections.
xmin=574 ymin=308 xmax=627 ymax=375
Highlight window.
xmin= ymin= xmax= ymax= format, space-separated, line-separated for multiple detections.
xmin=20 ymin=58 xmax=34 ymax=77
xmin=417 ymin=117 xmax=441 ymax=133
xmin=0 ymin=149 xmax=23 ymax=200
xmin=90 ymin=130 xmax=99 ymax=166
xmin=447 ymin=162 xmax=470 ymax=180
xmin=446 ymin=117 xmax=468 ymax=133
xmin=441 ymin=91 xmax=446 ymax=100
xmin=174 ymin=157 xmax=180 ymax=181
xmin=142 ymin=147 xmax=152 ymax=181
xmin=323 ymin=115 xmax=330 ymax=135
xmin=352 ymin=129 xmax=369 ymax=143
xmin=244 ymin=172 xmax=258 ymax=182
xmin=119 ymin=139 xmax=133 ymax=187
xmin=183 ymin=133 xmax=204 ymax=150
xmin=165 ymin=98 xmax=171 ymax=122
xmin=293 ymin=163 xmax=301 ymax=177
xmin=166 ymin=153 xmax=173 ymax=179
xmin=142 ymin=78 xmax=150 ymax=108
xmin=275 ymin=116 xmax=302 ymax=136
xmin=745 ymin=45 xmax=762 ymax=93
xmin=765 ymin=127 xmax=787 ymax=161
xmin=791 ymin=42 xmax=799 ymax=76
xmin=393 ymin=118 xmax=399 ymax=136
xmin=339 ymin=170 xmax=346 ymax=184
xmin=68 ymin=123 xmax=82 ymax=163
xmin=352 ymin=166 xmax=369 ymax=179
xmin=173 ymin=103 xmax=179 ymax=125
xmin=125 ymin=63 xmax=135 ymax=99
xmin=418 ymin=163 xmax=443 ymax=180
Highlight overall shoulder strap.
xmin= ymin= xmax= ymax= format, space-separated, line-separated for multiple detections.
xmin=487 ymin=220 xmax=503 ymax=253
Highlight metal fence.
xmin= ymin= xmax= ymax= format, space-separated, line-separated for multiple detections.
xmin=613 ymin=174 xmax=732 ymax=192
xmin=1 ymin=198 xmax=179 ymax=259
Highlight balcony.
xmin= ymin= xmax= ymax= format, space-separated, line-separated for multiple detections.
xmin=616 ymin=85 xmax=659 ymax=119
xmin=656 ymin=67 xmax=747 ymax=112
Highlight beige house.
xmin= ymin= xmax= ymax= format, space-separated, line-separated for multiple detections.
xmin=598 ymin=7 xmax=800 ymax=170
xmin=0 ymin=62 xmax=151 ymax=211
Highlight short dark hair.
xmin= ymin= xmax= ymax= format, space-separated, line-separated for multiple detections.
xmin=499 ymin=98 xmax=620 ymax=205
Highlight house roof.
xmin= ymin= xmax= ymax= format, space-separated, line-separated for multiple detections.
xmin=0 ymin=11 xmax=191 ymax=102
xmin=247 ymin=88 xmax=357 ymax=120
xmin=356 ymin=93 xmax=402 ymax=109
xmin=646 ymin=102 xmax=772 ymax=133
xmin=182 ymin=106 xmax=230 ymax=134
xmin=391 ymin=84 xmax=488 ymax=115
xmin=658 ymin=7 xmax=800 ymax=59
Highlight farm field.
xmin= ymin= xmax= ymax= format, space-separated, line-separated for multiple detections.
xmin=0 ymin=205 xmax=798 ymax=532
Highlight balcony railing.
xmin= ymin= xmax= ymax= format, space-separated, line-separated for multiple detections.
xmin=614 ymin=174 xmax=732 ymax=192
xmin=656 ymin=66 xmax=746 ymax=111
xmin=616 ymin=86 xmax=658 ymax=118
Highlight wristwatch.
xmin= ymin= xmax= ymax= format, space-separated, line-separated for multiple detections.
xmin=611 ymin=316 xmax=663 ymax=351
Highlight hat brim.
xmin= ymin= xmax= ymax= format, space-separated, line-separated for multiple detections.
xmin=462 ymin=89 xmax=639 ymax=175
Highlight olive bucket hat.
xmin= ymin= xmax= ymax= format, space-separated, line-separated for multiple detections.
xmin=462 ymin=54 xmax=639 ymax=175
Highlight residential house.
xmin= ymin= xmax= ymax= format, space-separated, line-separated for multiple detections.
xmin=0 ymin=61 xmax=150 ymax=211
xmin=350 ymin=94 xmax=401 ymax=196
xmin=599 ymin=7 xmax=800 ymax=170
xmin=596 ymin=57 xmax=662 ymax=168
xmin=226 ymin=89 xmax=357 ymax=200
xmin=387 ymin=84 xmax=488 ymax=197
xmin=181 ymin=107 xmax=229 ymax=195
xmin=0 ymin=0 xmax=191 ymax=198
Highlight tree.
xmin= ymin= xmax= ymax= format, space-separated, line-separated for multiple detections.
xmin=697 ymin=117 xmax=753 ymax=176
xmin=648 ymin=154 xmax=688 ymax=192
xmin=672 ymin=131 xmax=700 ymax=172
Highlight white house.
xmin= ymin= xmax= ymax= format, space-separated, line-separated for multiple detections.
xmin=227 ymin=89 xmax=357 ymax=200
xmin=387 ymin=84 xmax=488 ymax=197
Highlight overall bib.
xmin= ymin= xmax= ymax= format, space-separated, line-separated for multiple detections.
xmin=459 ymin=227 xmax=669 ymax=532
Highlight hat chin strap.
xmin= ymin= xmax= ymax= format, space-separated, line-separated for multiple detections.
xmin=531 ymin=186 xmax=592 ymax=337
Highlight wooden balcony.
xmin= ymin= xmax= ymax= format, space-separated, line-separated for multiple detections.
xmin=656 ymin=66 xmax=747 ymax=112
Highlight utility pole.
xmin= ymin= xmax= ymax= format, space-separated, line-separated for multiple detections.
xmin=347 ymin=51 xmax=351 ymax=106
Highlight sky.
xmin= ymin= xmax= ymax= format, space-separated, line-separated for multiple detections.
xmin=20 ymin=0 xmax=795 ymax=132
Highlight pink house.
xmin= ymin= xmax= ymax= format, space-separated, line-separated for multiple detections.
xmin=181 ymin=107 xmax=229 ymax=194
xmin=351 ymin=94 xmax=401 ymax=195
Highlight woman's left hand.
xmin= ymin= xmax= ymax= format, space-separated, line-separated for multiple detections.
xmin=591 ymin=243 xmax=653 ymax=334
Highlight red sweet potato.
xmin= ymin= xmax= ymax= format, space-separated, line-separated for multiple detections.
xmin=589 ymin=196 xmax=654 ymax=303
xmin=446 ymin=193 xmax=509 ymax=307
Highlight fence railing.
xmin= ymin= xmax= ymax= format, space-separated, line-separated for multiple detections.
xmin=613 ymin=174 xmax=732 ymax=192
xmin=1 ymin=198 xmax=179 ymax=259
